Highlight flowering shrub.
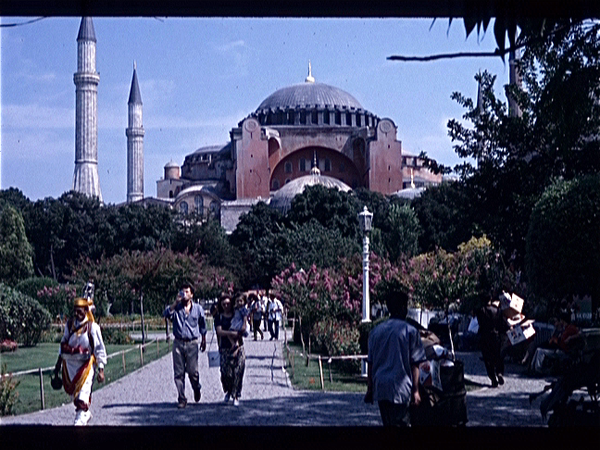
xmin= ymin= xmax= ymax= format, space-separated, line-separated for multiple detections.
xmin=36 ymin=284 xmax=77 ymax=320
xmin=399 ymin=236 xmax=515 ymax=314
xmin=0 ymin=363 xmax=20 ymax=416
xmin=312 ymin=318 xmax=360 ymax=356
xmin=272 ymin=253 xmax=396 ymax=359
xmin=0 ymin=339 xmax=18 ymax=352
xmin=312 ymin=318 xmax=361 ymax=373
xmin=0 ymin=283 xmax=52 ymax=346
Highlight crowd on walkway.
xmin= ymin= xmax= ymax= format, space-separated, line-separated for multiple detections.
xmin=2 ymin=283 xmax=591 ymax=429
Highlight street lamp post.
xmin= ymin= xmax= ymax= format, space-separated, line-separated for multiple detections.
xmin=358 ymin=206 xmax=373 ymax=377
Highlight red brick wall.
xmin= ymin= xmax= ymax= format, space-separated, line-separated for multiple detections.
xmin=236 ymin=119 xmax=270 ymax=199
xmin=270 ymin=147 xmax=361 ymax=190
xmin=368 ymin=119 xmax=403 ymax=194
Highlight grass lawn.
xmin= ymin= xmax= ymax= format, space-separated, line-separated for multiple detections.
xmin=284 ymin=342 xmax=367 ymax=393
xmin=1 ymin=340 xmax=172 ymax=416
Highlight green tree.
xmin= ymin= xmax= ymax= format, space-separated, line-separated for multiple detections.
xmin=0 ymin=283 xmax=52 ymax=346
xmin=0 ymin=187 xmax=31 ymax=212
xmin=286 ymin=185 xmax=361 ymax=239
xmin=525 ymin=175 xmax=600 ymax=312
xmin=229 ymin=201 xmax=284 ymax=289
xmin=0 ymin=205 xmax=34 ymax=286
xmin=381 ymin=204 xmax=422 ymax=261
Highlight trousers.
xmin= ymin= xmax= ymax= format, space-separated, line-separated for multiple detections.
xmin=172 ymin=338 xmax=200 ymax=402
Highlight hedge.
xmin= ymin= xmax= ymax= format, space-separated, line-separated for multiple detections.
xmin=0 ymin=283 xmax=52 ymax=346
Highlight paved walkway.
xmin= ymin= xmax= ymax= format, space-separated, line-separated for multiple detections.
xmin=0 ymin=330 xmax=554 ymax=427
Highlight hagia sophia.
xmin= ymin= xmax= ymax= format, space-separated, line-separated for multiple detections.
xmin=72 ymin=17 xmax=442 ymax=233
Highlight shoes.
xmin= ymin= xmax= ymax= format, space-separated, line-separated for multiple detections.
xmin=497 ymin=374 xmax=504 ymax=385
xmin=74 ymin=409 xmax=92 ymax=426
xmin=224 ymin=393 xmax=231 ymax=404
xmin=178 ymin=399 xmax=187 ymax=409
xmin=269 ymin=337 xmax=274 ymax=341
xmin=261 ymin=335 xmax=264 ymax=340
xmin=233 ymin=398 xmax=239 ymax=407
xmin=194 ymin=388 xmax=201 ymax=402
xmin=491 ymin=380 xmax=499 ymax=388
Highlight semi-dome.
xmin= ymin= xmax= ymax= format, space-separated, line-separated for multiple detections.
xmin=256 ymin=82 xmax=363 ymax=113
xmin=269 ymin=171 xmax=352 ymax=213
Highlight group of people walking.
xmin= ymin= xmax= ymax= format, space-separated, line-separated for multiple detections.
xmin=51 ymin=282 xmax=285 ymax=425
xmin=164 ymin=285 xmax=285 ymax=410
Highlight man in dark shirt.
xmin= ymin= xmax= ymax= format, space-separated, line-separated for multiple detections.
xmin=163 ymin=282 xmax=207 ymax=408
xmin=476 ymin=297 xmax=508 ymax=387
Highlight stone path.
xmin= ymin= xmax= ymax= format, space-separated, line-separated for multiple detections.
xmin=0 ymin=330 xmax=555 ymax=427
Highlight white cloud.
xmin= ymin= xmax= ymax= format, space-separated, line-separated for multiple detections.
xmin=3 ymin=104 xmax=74 ymax=129
xmin=216 ymin=40 xmax=246 ymax=52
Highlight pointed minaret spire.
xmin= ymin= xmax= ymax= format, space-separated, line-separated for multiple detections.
xmin=508 ymin=49 xmax=523 ymax=118
xmin=476 ymin=70 xmax=483 ymax=117
xmin=128 ymin=61 xmax=142 ymax=105
xmin=73 ymin=17 xmax=102 ymax=201
xmin=305 ymin=60 xmax=315 ymax=83
xmin=126 ymin=62 xmax=145 ymax=203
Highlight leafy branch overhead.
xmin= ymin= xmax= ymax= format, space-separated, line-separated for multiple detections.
xmin=387 ymin=18 xmax=595 ymax=61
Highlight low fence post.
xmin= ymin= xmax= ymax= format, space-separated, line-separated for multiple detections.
xmin=318 ymin=356 xmax=324 ymax=391
xmin=39 ymin=368 xmax=45 ymax=410
xmin=139 ymin=345 xmax=144 ymax=366
xmin=122 ymin=351 xmax=126 ymax=373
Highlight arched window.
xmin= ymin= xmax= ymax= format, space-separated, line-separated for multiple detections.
xmin=272 ymin=179 xmax=280 ymax=190
xmin=285 ymin=161 xmax=292 ymax=174
xmin=209 ymin=200 xmax=218 ymax=218
xmin=339 ymin=162 xmax=346 ymax=173
xmin=299 ymin=158 xmax=306 ymax=172
xmin=285 ymin=178 xmax=291 ymax=184
xmin=324 ymin=158 xmax=331 ymax=172
xmin=194 ymin=195 xmax=204 ymax=215
xmin=179 ymin=201 xmax=188 ymax=214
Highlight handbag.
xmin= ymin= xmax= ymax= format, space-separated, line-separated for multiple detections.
xmin=207 ymin=330 xmax=220 ymax=368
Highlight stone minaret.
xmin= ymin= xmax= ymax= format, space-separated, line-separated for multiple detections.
xmin=508 ymin=49 xmax=523 ymax=118
xmin=72 ymin=17 xmax=102 ymax=201
xmin=126 ymin=62 xmax=144 ymax=203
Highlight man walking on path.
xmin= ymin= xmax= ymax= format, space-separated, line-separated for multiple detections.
xmin=268 ymin=293 xmax=284 ymax=340
xmin=364 ymin=285 xmax=426 ymax=426
xmin=163 ymin=282 xmax=207 ymax=408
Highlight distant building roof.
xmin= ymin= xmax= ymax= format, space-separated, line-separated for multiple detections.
xmin=192 ymin=144 xmax=228 ymax=155
xmin=394 ymin=187 xmax=426 ymax=200
xmin=220 ymin=198 xmax=266 ymax=234
xmin=270 ymin=172 xmax=352 ymax=213
xmin=256 ymin=82 xmax=363 ymax=113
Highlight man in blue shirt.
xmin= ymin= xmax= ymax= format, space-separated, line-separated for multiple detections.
xmin=163 ymin=282 xmax=207 ymax=408
xmin=364 ymin=285 xmax=426 ymax=426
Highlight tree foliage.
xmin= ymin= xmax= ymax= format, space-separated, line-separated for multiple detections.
xmin=0 ymin=205 xmax=34 ymax=286
xmin=525 ymin=174 xmax=600 ymax=310
xmin=0 ymin=283 xmax=51 ymax=346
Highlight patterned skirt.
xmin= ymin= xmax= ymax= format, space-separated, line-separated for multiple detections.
xmin=219 ymin=345 xmax=246 ymax=398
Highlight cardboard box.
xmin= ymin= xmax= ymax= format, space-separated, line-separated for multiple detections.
xmin=500 ymin=292 xmax=524 ymax=317
xmin=507 ymin=313 xmax=526 ymax=327
xmin=507 ymin=319 xmax=536 ymax=345
xmin=419 ymin=360 xmax=442 ymax=392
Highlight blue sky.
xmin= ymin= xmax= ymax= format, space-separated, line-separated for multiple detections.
xmin=1 ymin=17 xmax=509 ymax=205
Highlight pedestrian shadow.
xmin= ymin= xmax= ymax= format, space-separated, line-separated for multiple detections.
xmin=466 ymin=391 xmax=546 ymax=427
xmin=99 ymin=392 xmax=381 ymax=426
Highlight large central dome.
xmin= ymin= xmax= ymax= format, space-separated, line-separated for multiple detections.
xmin=256 ymin=82 xmax=363 ymax=112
